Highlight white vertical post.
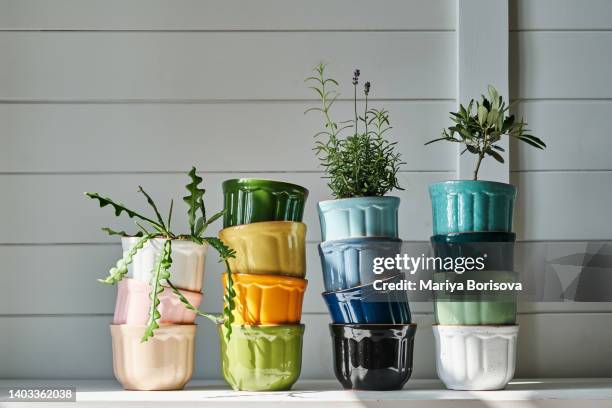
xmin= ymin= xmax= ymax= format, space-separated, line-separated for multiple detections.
xmin=456 ymin=0 xmax=510 ymax=182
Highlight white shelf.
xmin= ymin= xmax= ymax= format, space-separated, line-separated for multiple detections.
xmin=2 ymin=379 xmax=612 ymax=407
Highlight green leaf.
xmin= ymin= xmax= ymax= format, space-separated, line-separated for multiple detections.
xmin=101 ymin=227 xmax=141 ymax=237
xmin=477 ymin=105 xmax=488 ymax=125
xmin=204 ymin=210 xmax=224 ymax=228
xmin=167 ymin=279 xmax=221 ymax=324
xmin=85 ymin=192 xmax=163 ymax=230
xmin=486 ymin=148 xmax=505 ymax=163
xmin=98 ymin=234 xmax=152 ymax=285
xmin=141 ymin=239 xmax=172 ymax=342
xmin=137 ymin=186 xmax=166 ymax=229
xmin=203 ymin=236 xmax=237 ymax=340
xmin=183 ymin=167 xmax=206 ymax=236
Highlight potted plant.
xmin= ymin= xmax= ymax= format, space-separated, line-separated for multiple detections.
xmin=306 ymin=64 xmax=404 ymax=241
xmin=85 ymin=167 xmax=237 ymax=390
xmin=425 ymin=85 xmax=546 ymax=234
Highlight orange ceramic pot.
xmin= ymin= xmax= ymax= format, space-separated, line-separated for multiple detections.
xmin=222 ymin=273 xmax=307 ymax=324
xmin=110 ymin=324 xmax=196 ymax=391
xmin=218 ymin=221 xmax=306 ymax=278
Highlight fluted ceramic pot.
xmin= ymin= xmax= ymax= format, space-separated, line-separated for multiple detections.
xmin=219 ymin=221 xmax=306 ymax=277
xmin=331 ymin=324 xmax=417 ymax=390
xmin=317 ymin=196 xmax=400 ymax=241
xmin=218 ymin=324 xmax=304 ymax=391
xmin=322 ymin=274 xmax=411 ymax=324
xmin=223 ymin=178 xmax=308 ymax=227
xmin=430 ymin=232 xmax=516 ymax=272
xmin=433 ymin=270 xmax=518 ymax=325
xmin=113 ymin=278 xmax=203 ymax=325
xmin=433 ymin=325 xmax=519 ymax=390
xmin=110 ymin=324 xmax=196 ymax=391
xmin=429 ymin=181 xmax=516 ymax=234
xmin=122 ymin=237 xmax=207 ymax=292
xmin=319 ymin=237 xmax=403 ymax=292
xmin=222 ymin=273 xmax=307 ymax=325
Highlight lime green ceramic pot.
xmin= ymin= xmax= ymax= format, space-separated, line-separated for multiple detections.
xmin=218 ymin=324 xmax=304 ymax=391
xmin=223 ymin=179 xmax=309 ymax=228
xmin=434 ymin=270 xmax=518 ymax=325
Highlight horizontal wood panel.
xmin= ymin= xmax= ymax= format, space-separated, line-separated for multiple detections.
xmin=510 ymin=32 xmax=612 ymax=99
xmin=0 ymin=32 xmax=455 ymax=100
xmin=513 ymin=172 xmax=612 ymax=241
xmin=511 ymin=0 xmax=612 ymax=30
xmin=0 ymin=101 xmax=455 ymax=173
xmin=3 ymin=313 xmax=611 ymax=379
xmin=510 ymin=101 xmax=612 ymax=171
xmin=0 ymin=172 xmax=449 ymax=244
xmin=0 ymin=0 xmax=455 ymax=31
xmin=4 ymin=242 xmax=612 ymax=315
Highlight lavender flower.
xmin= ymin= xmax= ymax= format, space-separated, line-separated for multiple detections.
xmin=364 ymin=81 xmax=371 ymax=96
xmin=352 ymin=69 xmax=360 ymax=85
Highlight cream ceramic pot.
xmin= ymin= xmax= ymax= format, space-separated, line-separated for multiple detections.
xmin=113 ymin=278 xmax=202 ymax=325
xmin=433 ymin=325 xmax=519 ymax=390
xmin=110 ymin=324 xmax=196 ymax=391
xmin=122 ymin=237 xmax=207 ymax=292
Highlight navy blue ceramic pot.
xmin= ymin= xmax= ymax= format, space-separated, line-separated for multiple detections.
xmin=330 ymin=324 xmax=417 ymax=390
xmin=322 ymin=274 xmax=411 ymax=324
xmin=430 ymin=232 xmax=516 ymax=272
xmin=318 ymin=237 xmax=403 ymax=292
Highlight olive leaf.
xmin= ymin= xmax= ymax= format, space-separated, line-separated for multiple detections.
xmin=425 ymin=85 xmax=546 ymax=180
xmin=98 ymin=234 xmax=153 ymax=285
xmin=141 ymin=239 xmax=172 ymax=342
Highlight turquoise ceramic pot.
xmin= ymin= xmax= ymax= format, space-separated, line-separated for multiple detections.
xmin=429 ymin=181 xmax=516 ymax=234
xmin=317 ymin=197 xmax=400 ymax=241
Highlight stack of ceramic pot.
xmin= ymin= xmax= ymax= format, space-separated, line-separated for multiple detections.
xmin=429 ymin=180 xmax=519 ymax=391
xmin=110 ymin=238 xmax=207 ymax=390
xmin=218 ymin=179 xmax=309 ymax=391
xmin=317 ymin=196 xmax=417 ymax=390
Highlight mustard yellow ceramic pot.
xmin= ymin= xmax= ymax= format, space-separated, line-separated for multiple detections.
xmin=219 ymin=221 xmax=306 ymax=277
xmin=222 ymin=273 xmax=307 ymax=324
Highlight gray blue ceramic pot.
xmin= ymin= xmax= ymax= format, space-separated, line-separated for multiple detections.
xmin=317 ymin=196 xmax=399 ymax=241
xmin=430 ymin=232 xmax=516 ymax=272
xmin=429 ymin=181 xmax=516 ymax=234
xmin=319 ymin=237 xmax=404 ymax=292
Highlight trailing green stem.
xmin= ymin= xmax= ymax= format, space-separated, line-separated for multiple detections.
xmin=142 ymin=239 xmax=172 ymax=342
xmin=98 ymin=234 xmax=153 ymax=285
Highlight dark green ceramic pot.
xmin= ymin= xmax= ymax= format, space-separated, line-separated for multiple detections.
xmin=223 ymin=179 xmax=308 ymax=228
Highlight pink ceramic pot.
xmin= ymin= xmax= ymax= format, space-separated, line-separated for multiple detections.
xmin=111 ymin=324 xmax=196 ymax=390
xmin=113 ymin=278 xmax=202 ymax=325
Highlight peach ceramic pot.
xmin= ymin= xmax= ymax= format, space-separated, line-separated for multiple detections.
xmin=218 ymin=221 xmax=306 ymax=278
xmin=110 ymin=324 xmax=196 ymax=391
xmin=113 ymin=278 xmax=203 ymax=325
xmin=222 ymin=273 xmax=307 ymax=324
xmin=122 ymin=237 xmax=207 ymax=292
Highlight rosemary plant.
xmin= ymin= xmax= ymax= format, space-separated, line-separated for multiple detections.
xmin=85 ymin=167 xmax=236 ymax=341
xmin=425 ymin=85 xmax=546 ymax=180
xmin=305 ymin=63 xmax=404 ymax=198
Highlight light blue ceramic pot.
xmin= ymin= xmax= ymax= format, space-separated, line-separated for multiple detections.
xmin=317 ymin=197 xmax=400 ymax=241
xmin=429 ymin=181 xmax=516 ymax=235
xmin=319 ymin=237 xmax=403 ymax=292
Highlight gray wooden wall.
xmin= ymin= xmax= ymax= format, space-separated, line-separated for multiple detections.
xmin=1 ymin=0 xmax=611 ymax=380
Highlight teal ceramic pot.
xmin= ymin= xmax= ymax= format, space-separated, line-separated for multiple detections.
xmin=222 ymin=179 xmax=308 ymax=228
xmin=317 ymin=196 xmax=400 ymax=241
xmin=434 ymin=270 xmax=518 ymax=325
xmin=218 ymin=324 xmax=304 ymax=391
xmin=429 ymin=181 xmax=516 ymax=234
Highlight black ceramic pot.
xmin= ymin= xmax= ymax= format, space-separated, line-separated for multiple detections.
xmin=330 ymin=324 xmax=417 ymax=390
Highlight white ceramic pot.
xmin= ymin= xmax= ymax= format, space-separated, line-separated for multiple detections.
xmin=110 ymin=324 xmax=196 ymax=391
xmin=121 ymin=237 xmax=207 ymax=292
xmin=433 ymin=325 xmax=519 ymax=390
